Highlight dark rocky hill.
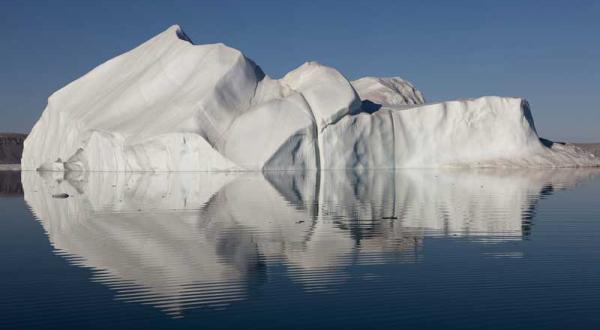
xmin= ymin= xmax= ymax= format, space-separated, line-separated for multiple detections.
xmin=0 ymin=133 xmax=27 ymax=164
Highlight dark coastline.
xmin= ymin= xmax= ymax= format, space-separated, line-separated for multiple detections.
xmin=0 ymin=133 xmax=26 ymax=165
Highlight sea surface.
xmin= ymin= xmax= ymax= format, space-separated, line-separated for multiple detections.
xmin=2 ymin=169 xmax=600 ymax=329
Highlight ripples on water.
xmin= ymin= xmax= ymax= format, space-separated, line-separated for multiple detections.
xmin=2 ymin=169 xmax=600 ymax=329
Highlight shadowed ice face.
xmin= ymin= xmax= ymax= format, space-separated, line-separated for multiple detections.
xmin=21 ymin=169 xmax=600 ymax=317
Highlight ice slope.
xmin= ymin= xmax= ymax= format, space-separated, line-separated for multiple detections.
xmin=22 ymin=25 xmax=600 ymax=171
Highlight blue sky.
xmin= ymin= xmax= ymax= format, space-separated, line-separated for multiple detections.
xmin=1 ymin=0 xmax=598 ymax=141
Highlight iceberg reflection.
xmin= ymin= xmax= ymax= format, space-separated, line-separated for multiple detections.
xmin=22 ymin=169 xmax=599 ymax=316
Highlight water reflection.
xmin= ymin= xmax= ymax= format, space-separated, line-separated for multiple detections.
xmin=0 ymin=171 xmax=23 ymax=196
xmin=21 ymin=169 xmax=599 ymax=317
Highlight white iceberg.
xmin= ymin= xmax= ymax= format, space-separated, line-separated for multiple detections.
xmin=22 ymin=25 xmax=599 ymax=171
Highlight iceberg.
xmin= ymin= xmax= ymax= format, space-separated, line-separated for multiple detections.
xmin=21 ymin=25 xmax=599 ymax=171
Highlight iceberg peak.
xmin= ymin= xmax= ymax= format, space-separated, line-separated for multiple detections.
xmin=171 ymin=24 xmax=193 ymax=43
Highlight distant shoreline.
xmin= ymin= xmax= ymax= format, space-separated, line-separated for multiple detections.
xmin=1 ymin=133 xmax=26 ymax=170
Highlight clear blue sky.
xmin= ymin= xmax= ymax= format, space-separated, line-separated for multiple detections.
xmin=1 ymin=0 xmax=598 ymax=141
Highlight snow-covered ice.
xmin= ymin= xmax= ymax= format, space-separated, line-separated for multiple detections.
xmin=21 ymin=25 xmax=599 ymax=171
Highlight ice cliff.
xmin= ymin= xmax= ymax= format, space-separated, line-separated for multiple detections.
xmin=22 ymin=25 xmax=599 ymax=171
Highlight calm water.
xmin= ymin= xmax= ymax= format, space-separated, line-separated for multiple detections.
xmin=2 ymin=169 xmax=600 ymax=329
